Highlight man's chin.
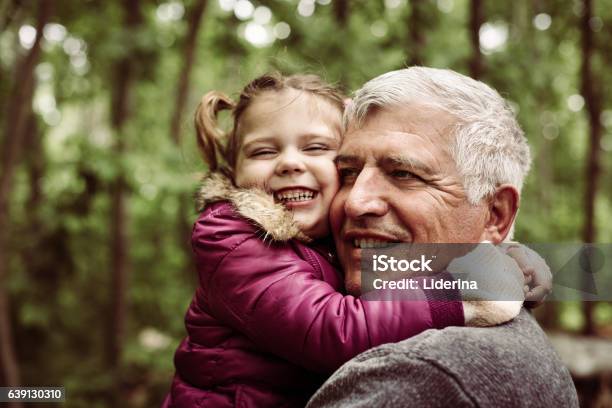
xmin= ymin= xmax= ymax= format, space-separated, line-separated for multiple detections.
xmin=344 ymin=273 xmax=361 ymax=296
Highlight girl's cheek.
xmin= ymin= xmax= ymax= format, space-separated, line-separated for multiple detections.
xmin=235 ymin=162 xmax=259 ymax=189
xmin=238 ymin=161 xmax=276 ymax=191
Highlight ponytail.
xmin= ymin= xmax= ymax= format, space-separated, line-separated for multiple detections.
xmin=194 ymin=91 xmax=235 ymax=173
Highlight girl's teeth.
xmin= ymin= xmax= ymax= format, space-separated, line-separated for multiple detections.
xmin=276 ymin=190 xmax=315 ymax=202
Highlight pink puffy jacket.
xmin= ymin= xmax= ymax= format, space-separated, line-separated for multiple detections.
xmin=162 ymin=174 xmax=464 ymax=407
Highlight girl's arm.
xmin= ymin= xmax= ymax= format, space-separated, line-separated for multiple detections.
xmin=195 ymin=205 xmax=515 ymax=374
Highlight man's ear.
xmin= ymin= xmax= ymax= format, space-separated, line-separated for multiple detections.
xmin=482 ymin=184 xmax=519 ymax=244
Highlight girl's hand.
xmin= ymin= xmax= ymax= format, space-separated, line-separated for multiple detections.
xmin=446 ymin=243 xmax=524 ymax=326
xmin=501 ymin=243 xmax=552 ymax=308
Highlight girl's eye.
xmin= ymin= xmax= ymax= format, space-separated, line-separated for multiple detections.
xmin=304 ymin=144 xmax=329 ymax=152
xmin=251 ymin=149 xmax=276 ymax=157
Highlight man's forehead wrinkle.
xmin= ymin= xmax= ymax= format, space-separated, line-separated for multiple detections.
xmin=339 ymin=132 xmax=442 ymax=169
xmin=398 ymin=119 xmax=452 ymax=143
xmin=351 ymin=121 xmax=452 ymax=148
xmin=371 ymin=103 xmax=458 ymax=138
xmin=380 ymin=155 xmax=434 ymax=174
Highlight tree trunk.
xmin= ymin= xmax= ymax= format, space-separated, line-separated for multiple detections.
xmin=0 ymin=1 xmax=52 ymax=404
xmin=24 ymin=113 xmax=43 ymax=218
xmin=468 ymin=0 xmax=484 ymax=79
xmin=169 ymin=0 xmax=208 ymax=278
xmin=333 ymin=0 xmax=349 ymax=28
xmin=407 ymin=0 xmax=425 ymax=66
xmin=579 ymin=0 xmax=602 ymax=335
xmin=330 ymin=0 xmax=350 ymax=89
xmin=169 ymin=0 xmax=207 ymax=145
xmin=106 ymin=0 xmax=141 ymax=378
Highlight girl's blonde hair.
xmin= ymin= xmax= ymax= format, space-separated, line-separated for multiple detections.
xmin=194 ymin=73 xmax=345 ymax=179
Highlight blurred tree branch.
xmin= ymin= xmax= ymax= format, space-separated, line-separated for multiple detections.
xmin=0 ymin=0 xmax=52 ymax=403
xmin=170 ymin=0 xmax=208 ymax=277
xmin=468 ymin=0 xmax=484 ymax=79
xmin=333 ymin=0 xmax=349 ymax=28
xmin=407 ymin=0 xmax=425 ymax=66
xmin=580 ymin=0 xmax=603 ymax=336
xmin=107 ymin=0 xmax=142 ymax=392
xmin=170 ymin=0 xmax=208 ymax=145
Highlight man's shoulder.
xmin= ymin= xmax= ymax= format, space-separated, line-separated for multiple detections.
xmin=310 ymin=309 xmax=579 ymax=408
xmin=395 ymin=308 xmax=552 ymax=360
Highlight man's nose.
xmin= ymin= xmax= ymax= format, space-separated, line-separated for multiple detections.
xmin=275 ymin=148 xmax=306 ymax=175
xmin=344 ymin=169 xmax=388 ymax=218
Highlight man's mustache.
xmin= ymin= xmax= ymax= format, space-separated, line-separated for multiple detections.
xmin=341 ymin=219 xmax=411 ymax=240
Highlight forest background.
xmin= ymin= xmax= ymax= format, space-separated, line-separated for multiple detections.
xmin=1 ymin=0 xmax=611 ymax=407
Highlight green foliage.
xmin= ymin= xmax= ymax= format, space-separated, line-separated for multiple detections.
xmin=2 ymin=0 xmax=611 ymax=406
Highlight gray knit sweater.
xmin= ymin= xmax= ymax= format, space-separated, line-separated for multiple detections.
xmin=307 ymin=309 xmax=578 ymax=407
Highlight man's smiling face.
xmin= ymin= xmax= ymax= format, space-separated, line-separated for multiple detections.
xmin=330 ymin=104 xmax=489 ymax=295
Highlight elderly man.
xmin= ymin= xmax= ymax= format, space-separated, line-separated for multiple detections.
xmin=308 ymin=67 xmax=578 ymax=407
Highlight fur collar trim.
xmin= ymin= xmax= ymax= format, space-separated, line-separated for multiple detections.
xmin=195 ymin=173 xmax=311 ymax=243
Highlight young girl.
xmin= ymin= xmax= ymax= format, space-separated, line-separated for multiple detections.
xmin=163 ymin=73 xmax=538 ymax=407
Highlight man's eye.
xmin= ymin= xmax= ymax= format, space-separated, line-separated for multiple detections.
xmin=339 ymin=168 xmax=359 ymax=184
xmin=391 ymin=170 xmax=421 ymax=181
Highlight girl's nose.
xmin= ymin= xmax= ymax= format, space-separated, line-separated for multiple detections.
xmin=275 ymin=150 xmax=306 ymax=175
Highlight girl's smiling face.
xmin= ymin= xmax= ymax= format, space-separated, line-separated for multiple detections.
xmin=234 ymin=89 xmax=342 ymax=238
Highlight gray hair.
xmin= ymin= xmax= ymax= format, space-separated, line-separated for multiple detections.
xmin=345 ymin=67 xmax=531 ymax=205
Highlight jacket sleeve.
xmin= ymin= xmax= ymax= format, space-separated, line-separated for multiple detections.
xmin=194 ymin=207 xmax=464 ymax=374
